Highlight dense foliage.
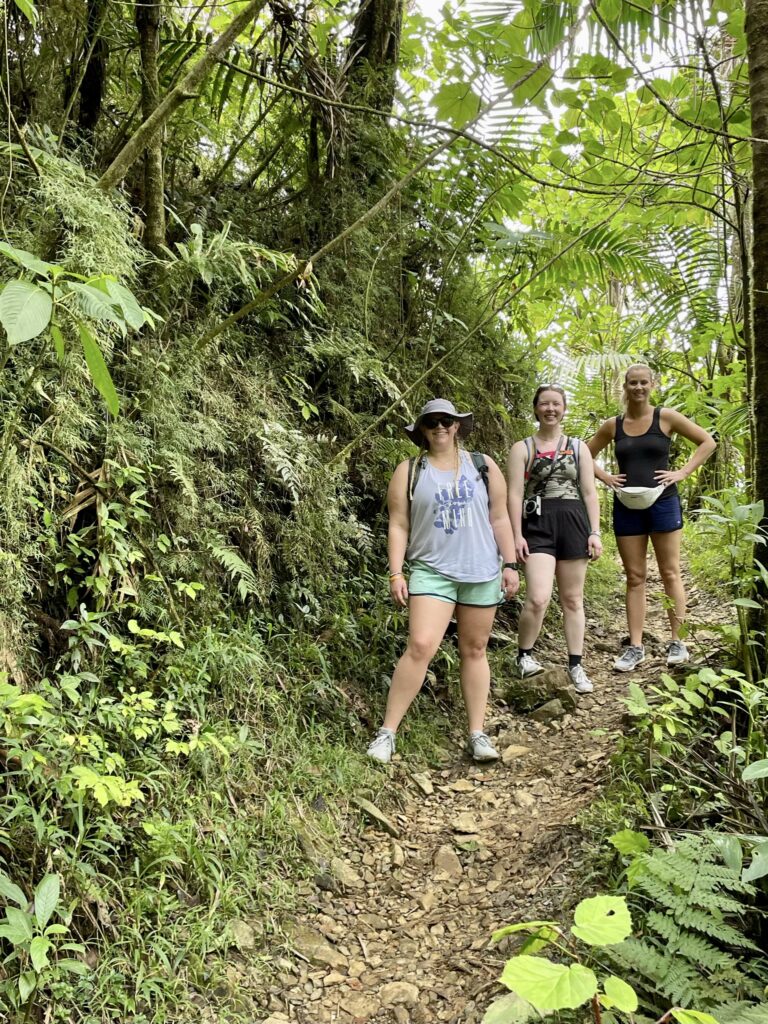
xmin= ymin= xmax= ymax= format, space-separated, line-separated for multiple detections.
xmin=0 ymin=0 xmax=767 ymax=1019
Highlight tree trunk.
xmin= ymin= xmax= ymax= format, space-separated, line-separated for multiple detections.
xmin=77 ymin=0 xmax=108 ymax=137
xmin=98 ymin=0 xmax=267 ymax=192
xmin=347 ymin=0 xmax=404 ymax=112
xmin=135 ymin=0 xmax=165 ymax=253
xmin=745 ymin=0 xmax=768 ymax=666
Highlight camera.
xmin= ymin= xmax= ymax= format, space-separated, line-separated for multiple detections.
xmin=523 ymin=494 xmax=541 ymax=518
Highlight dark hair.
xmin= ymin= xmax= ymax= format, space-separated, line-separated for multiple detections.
xmin=533 ymin=384 xmax=567 ymax=410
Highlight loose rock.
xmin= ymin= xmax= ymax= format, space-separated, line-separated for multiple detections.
xmin=380 ymin=981 xmax=420 ymax=1007
xmin=433 ymin=844 xmax=463 ymax=879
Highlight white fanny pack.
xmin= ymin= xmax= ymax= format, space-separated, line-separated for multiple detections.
xmin=614 ymin=484 xmax=667 ymax=510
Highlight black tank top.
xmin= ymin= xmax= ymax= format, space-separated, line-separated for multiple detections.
xmin=615 ymin=406 xmax=678 ymax=497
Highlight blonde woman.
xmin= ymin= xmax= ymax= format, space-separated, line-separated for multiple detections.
xmin=367 ymin=399 xmax=519 ymax=764
xmin=587 ymin=364 xmax=716 ymax=671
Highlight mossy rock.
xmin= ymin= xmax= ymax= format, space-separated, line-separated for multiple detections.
xmin=503 ymin=667 xmax=577 ymax=712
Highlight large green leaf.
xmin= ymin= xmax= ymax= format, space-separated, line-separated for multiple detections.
xmin=69 ymin=282 xmax=127 ymax=333
xmin=29 ymin=935 xmax=52 ymax=972
xmin=104 ymin=279 xmax=147 ymax=331
xmin=671 ymin=1011 xmax=721 ymax=1024
xmin=0 ymin=279 xmax=53 ymax=344
xmin=602 ymin=976 xmax=638 ymax=1013
xmin=12 ymin=0 xmax=38 ymax=25
xmin=0 ymin=871 xmax=28 ymax=907
xmin=0 ymin=241 xmax=56 ymax=276
xmin=434 ymin=81 xmax=481 ymax=126
xmin=742 ymin=759 xmax=768 ymax=782
xmin=482 ymin=992 xmax=542 ymax=1024
xmin=78 ymin=324 xmax=119 ymax=417
xmin=742 ymin=842 xmax=768 ymax=884
xmin=609 ymin=829 xmax=650 ymax=856
xmin=34 ymin=874 xmax=59 ymax=930
xmin=500 ymin=956 xmax=597 ymax=1011
xmin=571 ymin=895 xmax=632 ymax=946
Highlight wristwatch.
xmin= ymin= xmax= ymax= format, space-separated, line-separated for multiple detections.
xmin=503 ymin=561 xmax=521 ymax=571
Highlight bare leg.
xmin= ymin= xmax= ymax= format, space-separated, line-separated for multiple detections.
xmin=555 ymin=558 xmax=589 ymax=655
xmin=456 ymin=603 xmax=498 ymax=733
xmin=650 ymin=529 xmax=686 ymax=639
xmin=382 ymin=596 xmax=456 ymax=732
xmin=518 ymin=553 xmax=557 ymax=649
xmin=617 ymin=534 xmax=649 ymax=646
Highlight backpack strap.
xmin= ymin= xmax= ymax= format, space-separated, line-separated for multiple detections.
xmin=407 ymin=454 xmax=427 ymax=503
xmin=570 ymin=437 xmax=583 ymax=499
xmin=524 ymin=437 xmax=536 ymax=478
xmin=470 ymin=451 xmax=489 ymax=492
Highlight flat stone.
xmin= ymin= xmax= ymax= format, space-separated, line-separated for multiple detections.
xmin=502 ymin=744 xmax=531 ymax=763
xmin=229 ymin=918 xmax=256 ymax=950
xmin=529 ymin=699 xmax=566 ymax=723
xmin=418 ymin=889 xmax=436 ymax=911
xmin=391 ymin=841 xmax=405 ymax=868
xmin=358 ymin=912 xmax=389 ymax=931
xmin=352 ymin=796 xmax=401 ymax=837
xmin=513 ymin=790 xmax=536 ymax=809
xmin=504 ymin=668 xmax=577 ymax=712
xmin=323 ymin=971 xmax=346 ymax=986
xmin=449 ymin=779 xmax=475 ymax=792
xmin=453 ymin=812 xmax=478 ymax=833
xmin=340 ymin=990 xmax=381 ymax=1020
xmin=289 ymin=924 xmax=347 ymax=969
xmin=330 ymin=857 xmax=364 ymax=890
xmin=412 ymin=772 xmax=434 ymax=796
xmin=380 ymin=981 xmax=420 ymax=1007
xmin=433 ymin=844 xmax=463 ymax=879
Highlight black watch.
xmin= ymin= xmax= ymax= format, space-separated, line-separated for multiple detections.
xmin=503 ymin=561 xmax=521 ymax=571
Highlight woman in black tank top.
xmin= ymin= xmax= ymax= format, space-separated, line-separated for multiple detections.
xmin=587 ymin=364 xmax=716 ymax=673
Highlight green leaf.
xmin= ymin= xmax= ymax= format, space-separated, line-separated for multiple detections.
xmin=742 ymin=759 xmax=768 ymax=782
xmin=57 ymin=958 xmax=89 ymax=975
xmin=68 ymin=282 xmax=126 ymax=333
xmin=482 ymin=992 xmax=542 ymax=1024
xmin=500 ymin=957 xmax=597 ymax=1011
xmin=597 ymin=0 xmax=621 ymax=21
xmin=742 ymin=842 xmax=768 ymax=883
xmin=18 ymin=971 xmax=36 ymax=1002
xmin=50 ymin=323 xmax=65 ymax=361
xmin=603 ymin=976 xmax=638 ymax=1012
xmin=608 ymin=829 xmax=650 ymax=856
xmin=434 ymin=81 xmax=481 ymax=126
xmin=492 ymin=921 xmax=559 ymax=943
xmin=671 ymin=1011 xmax=721 ymax=1024
xmin=571 ymin=895 xmax=632 ymax=946
xmin=78 ymin=324 xmax=119 ymax=417
xmin=0 ymin=872 xmax=28 ymax=907
xmin=34 ymin=874 xmax=59 ymax=930
xmin=104 ymin=279 xmax=147 ymax=331
xmin=6 ymin=906 xmax=34 ymax=941
xmin=12 ymin=0 xmax=37 ymax=25
xmin=0 ymin=241 xmax=54 ymax=275
xmin=711 ymin=834 xmax=743 ymax=874
xmin=0 ymin=279 xmax=53 ymax=344
xmin=29 ymin=935 xmax=51 ymax=972
xmin=0 ymin=921 xmax=33 ymax=943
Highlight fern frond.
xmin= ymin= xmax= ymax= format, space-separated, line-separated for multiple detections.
xmin=207 ymin=540 xmax=259 ymax=601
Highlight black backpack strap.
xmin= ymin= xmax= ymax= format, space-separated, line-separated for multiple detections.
xmin=471 ymin=451 xmax=489 ymax=492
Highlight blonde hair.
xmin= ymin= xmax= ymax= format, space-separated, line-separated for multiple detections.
xmin=408 ymin=435 xmax=463 ymax=502
xmin=623 ymin=363 xmax=655 ymax=385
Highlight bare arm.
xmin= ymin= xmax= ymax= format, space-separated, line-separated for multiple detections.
xmin=387 ymin=461 xmax=411 ymax=607
xmin=578 ymin=443 xmax=603 ymax=561
xmin=586 ymin=418 xmax=624 ymax=488
xmin=657 ymin=409 xmax=717 ymax=486
xmin=485 ymin=457 xmax=520 ymax=598
xmin=506 ymin=441 xmax=529 ymax=562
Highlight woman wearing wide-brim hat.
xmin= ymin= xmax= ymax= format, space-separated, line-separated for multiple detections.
xmin=367 ymin=399 xmax=520 ymax=765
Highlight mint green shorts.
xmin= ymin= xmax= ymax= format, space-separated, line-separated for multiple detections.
xmin=408 ymin=561 xmax=503 ymax=607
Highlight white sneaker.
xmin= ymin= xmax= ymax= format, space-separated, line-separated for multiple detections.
xmin=666 ymin=640 xmax=689 ymax=666
xmin=468 ymin=731 xmax=500 ymax=762
xmin=367 ymin=729 xmax=396 ymax=764
xmin=613 ymin=645 xmax=645 ymax=672
xmin=516 ymin=653 xmax=545 ymax=678
xmin=569 ymin=664 xmax=593 ymax=693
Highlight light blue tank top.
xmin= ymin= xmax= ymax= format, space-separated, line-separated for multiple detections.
xmin=406 ymin=451 xmax=500 ymax=582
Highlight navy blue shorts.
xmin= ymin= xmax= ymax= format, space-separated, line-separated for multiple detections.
xmin=612 ymin=493 xmax=683 ymax=537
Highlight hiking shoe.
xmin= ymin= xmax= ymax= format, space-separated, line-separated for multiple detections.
xmin=516 ymin=653 xmax=544 ymax=678
xmin=569 ymin=664 xmax=593 ymax=693
xmin=613 ymin=645 xmax=645 ymax=672
xmin=666 ymin=640 xmax=690 ymax=667
xmin=468 ymin=731 xmax=500 ymax=762
xmin=367 ymin=728 xmax=396 ymax=764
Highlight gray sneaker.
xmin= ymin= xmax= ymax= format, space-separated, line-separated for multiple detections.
xmin=569 ymin=664 xmax=593 ymax=693
xmin=666 ymin=640 xmax=689 ymax=666
xmin=468 ymin=731 xmax=500 ymax=762
xmin=613 ymin=645 xmax=645 ymax=672
xmin=367 ymin=728 xmax=396 ymax=764
xmin=516 ymin=653 xmax=545 ymax=678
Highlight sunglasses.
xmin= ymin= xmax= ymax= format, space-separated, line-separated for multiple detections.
xmin=422 ymin=416 xmax=457 ymax=429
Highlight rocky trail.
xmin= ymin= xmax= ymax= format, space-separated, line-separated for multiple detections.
xmin=257 ymin=568 xmax=723 ymax=1024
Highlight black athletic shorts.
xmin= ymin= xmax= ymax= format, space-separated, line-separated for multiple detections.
xmin=522 ymin=497 xmax=589 ymax=560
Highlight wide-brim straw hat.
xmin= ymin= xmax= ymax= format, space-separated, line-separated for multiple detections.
xmin=404 ymin=399 xmax=474 ymax=447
